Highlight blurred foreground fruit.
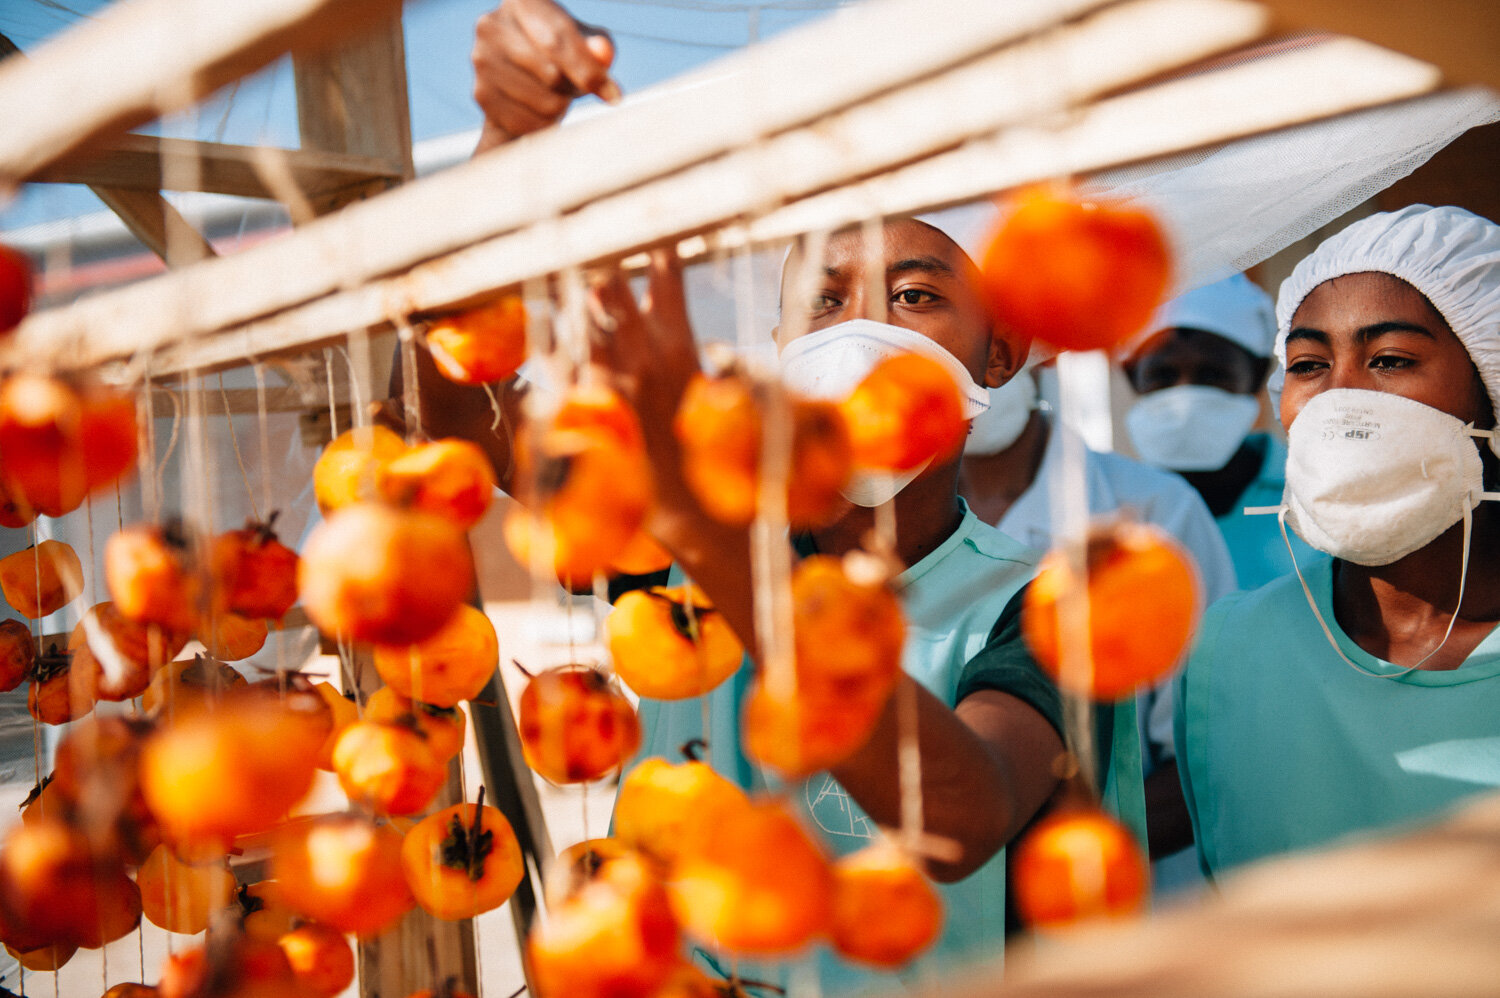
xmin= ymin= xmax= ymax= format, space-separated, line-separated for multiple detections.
xmin=424 ymin=295 xmax=528 ymax=386
xmin=1011 ymin=808 xmax=1149 ymax=929
xmin=830 ymin=842 xmax=942 ymax=967
xmin=1022 ymin=520 xmax=1199 ymax=700
xmin=332 ymin=720 xmax=447 ymax=816
xmin=0 ymin=244 xmax=33 ymax=334
xmin=372 ymin=603 xmax=497 ymax=707
xmin=105 ymin=522 xmax=201 ymax=634
xmin=606 ymin=586 xmax=743 ymax=701
xmin=270 ymin=815 xmax=414 ymax=937
xmin=299 ymin=503 xmax=473 ymax=646
xmin=137 ymin=844 xmax=234 ymax=935
xmin=313 ymin=425 xmax=407 ymax=514
xmin=378 ymin=438 xmax=497 ymax=530
xmin=277 ymin=922 xmax=355 ymax=998
xmin=0 ymin=376 xmax=137 ymax=517
xmin=840 ymin=354 xmax=967 ymax=472
xmin=979 ymin=186 xmax=1170 ymax=353
xmin=613 ymin=751 xmax=748 ymax=870
xmin=211 ymin=517 xmax=299 ymax=620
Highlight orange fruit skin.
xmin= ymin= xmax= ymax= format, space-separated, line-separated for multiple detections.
xmin=78 ymin=386 xmax=140 ymax=496
xmin=211 ymin=526 xmax=299 ymax=621
xmin=668 ymin=797 xmax=833 ymax=955
xmin=48 ymin=715 xmax=161 ymax=864
xmin=0 ymin=618 xmax=34 ymax=693
xmin=313 ymin=425 xmax=408 ymax=515
xmin=141 ymin=657 xmax=247 ymax=717
xmin=277 ymin=923 xmax=355 ymax=998
xmin=424 ymin=295 xmax=528 ymax=386
xmin=158 ymin=935 xmax=300 ymax=998
xmin=793 ymin=555 xmax=905 ymax=684
xmin=239 ymin=880 xmax=300 ymax=943
xmin=0 ymin=479 xmax=35 ymax=529
xmin=839 ymin=354 xmax=967 ymax=472
xmin=517 ymin=668 xmax=641 ymax=784
xmin=607 ymin=530 xmax=673 ymax=577
xmin=365 ymin=687 xmax=466 ymax=763
xmin=105 ymin=525 xmax=200 ymax=634
xmin=372 ymin=603 xmax=498 ymax=708
xmin=0 ymin=243 xmax=33 ymax=334
xmin=29 ymin=662 xmax=91 ymax=726
xmin=612 ymin=758 xmax=748 ymax=870
xmin=137 ymin=844 xmax=234 ymax=936
xmin=270 ymin=816 xmax=415 ymax=938
xmin=7 ymin=941 xmax=76 ymax=971
xmin=979 ymin=186 xmax=1171 ymax=353
xmin=299 ymin=503 xmax=474 ymax=646
xmin=527 ymin=852 xmax=679 ymax=998
xmin=195 ymin=611 xmax=269 ymax=662
xmin=1011 ymin=808 xmax=1149 ymax=929
xmin=378 ymin=438 xmax=498 ymax=531
xmin=103 ymin=982 xmax=159 ymax=998
xmin=140 ymin=693 xmax=321 ymax=853
xmin=0 ymin=540 xmax=84 ymax=620
xmin=68 ymin=603 xmax=186 ymax=704
xmin=401 ymin=803 xmax=524 ymax=921
xmin=0 ymin=375 xmax=85 ymax=517
xmin=675 ymin=374 xmax=854 ymax=528
xmin=1022 ymin=521 xmax=1200 ymax=701
xmin=331 ymin=720 xmax=448 ymax=817
xmin=312 ymin=682 xmax=361 ymax=771
xmin=605 ymin=587 xmax=744 ymax=701
xmin=829 ymin=843 xmax=943 ymax=968
xmin=0 ymin=817 xmax=140 ymax=951
xmin=742 ymin=676 xmax=889 ymax=778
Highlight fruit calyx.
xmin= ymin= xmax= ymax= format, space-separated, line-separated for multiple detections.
xmin=439 ymin=787 xmax=494 ymax=883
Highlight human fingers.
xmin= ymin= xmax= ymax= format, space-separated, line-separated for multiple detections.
xmin=510 ymin=0 xmax=618 ymax=101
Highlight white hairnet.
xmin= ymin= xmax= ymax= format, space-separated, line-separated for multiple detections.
xmin=1274 ymin=204 xmax=1500 ymax=411
xmin=1126 ymin=273 xmax=1276 ymax=360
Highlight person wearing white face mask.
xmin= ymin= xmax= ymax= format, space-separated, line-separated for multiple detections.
xmin=1123 ymin=274 xmax=1319 ymax=592
xmin=1174 ymin=204 xmax=1500 ymax=878
xmin=958 ymin=363 xmax=1236 ymax=894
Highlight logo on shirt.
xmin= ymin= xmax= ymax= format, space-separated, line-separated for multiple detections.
xmin=805 ymin=776 xmax=876 ymax=840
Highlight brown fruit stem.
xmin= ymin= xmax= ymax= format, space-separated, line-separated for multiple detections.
xmin=438 ymin=786 xmax=494 ymax=882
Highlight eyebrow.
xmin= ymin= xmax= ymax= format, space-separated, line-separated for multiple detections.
xmin=820 ymin=255 xmax=957 ymax=283
xmin=1285 ymin=321 xmax=1437 ymax=347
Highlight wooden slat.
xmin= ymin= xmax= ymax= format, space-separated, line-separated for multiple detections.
xmin=1258 ymin=0 xmax=1500 ymax=92
xmin=89 ymin=185 xmax=217 ymax=264
xmin=0 ymin=0 xmax=403 ymax=187
xmin=34 ymin=135 xmax=402 ymax=202
xmin=955 ymin=793 xmax=1500 ymax=997
xmin=4 ymin=0 xmax=1268 ymax=377
xmin=105 ymin=28 xmax=1435 ymax=380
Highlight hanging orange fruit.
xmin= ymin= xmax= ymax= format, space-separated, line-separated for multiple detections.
xmin=311 ymin=682 xmax=360 ymax=771
xmin=401 ymin=799 xmax=524 ymax=921
xmin=28 ymin=647 xmax=90 ymax=726
xmin=0 ymin=618 xmax=34 ymax=693
xmin=0 ymin=376 xmax=137 ymax=517
xmin=612 ymin=750 xmax=748 ymax=871
xmin=313 ymin=425 xmax=407 ymax=515
xmin=0 ymin=540 xmax=84 ymax=619
xmin=0 ymin=243 xmax=33 ymax=334
xmin=378 ymin=438 xmax=498 ymax=531
xmin=516 ymin=665 xmax=641 ymax=784
xmin=364 ymin=686 xmax=466 ymax=763
xmin=674 ymin=372 xmax=853 ymax=528
xmin=270 ymin=815 xmax=414 ymax=937
xmin=299 ymin=502 xmax=473 ymax=646
xmin=0 ymin=816 xmax=140 ymax=951
xmin=136 ymin=844 xmax=235 ymax=936
xmin=605 ymin=585 xmax=743 ymax=701
xmin=68 ymin=603 xmax=186 ymax=705
xmin=105 ymin=522 xmax=202 ymax=635
xmin=526 ymin=850 xmax=680 ymax=998
xmin=210 ymin=516 xmax=299 ymax=621
xmin=979 ymin=185 xmax=1171 ymax=353
xmin=141 ymin=655 xmax=247 ymax=716
xmin=839 ymin=354 xmax=967 ymax=472
xmin=7 ymin=940 xmax=76 ymax=972
xmin=607 ymin=530 xmax=673 ymax=577
xmin=829 ymin=842 xmax=942 ymax=967
xmin=1022 ymin=520 xmax=1199 ymax=701
xmin=331 ymin=719 xmax=448 ymax=816
xmin=1011 ymin=807 xmax=1149 ymax=928
xmin=372 ymin=603 xmax=497 ymax=708
xmin=156 ymin=932 xmax=300 ymax=998
xmin=195 ymin=611 xmax=269 ymax=662
xmin=48 ymin=715 xmax=161 ymax=864
xmin=668 ymin=795 xmax=832 ymax=955
xmin=277 ymin=922 xmax=356 ymax=998
xmin=424 ymin=295 xmax=528 ymax=386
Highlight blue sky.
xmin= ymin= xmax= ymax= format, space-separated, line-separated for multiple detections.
xmin=0 ymin=0 xmax=842 ymax=230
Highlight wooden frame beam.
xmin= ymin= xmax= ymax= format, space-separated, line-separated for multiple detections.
xmin=4 ymin=0 xmax=1271 ymax=377
xmin=33 ymin=135 xmax=403 ymax=203
xmin=0 ymin=0 xmax=403 ymax=188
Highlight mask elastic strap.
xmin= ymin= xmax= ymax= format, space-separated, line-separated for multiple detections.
xmin=1270 ymin=509 xmax=1416 ymax=680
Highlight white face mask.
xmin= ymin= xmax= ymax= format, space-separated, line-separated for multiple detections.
xmin=1278 ymin=389 xmax=1498 ymax=566
xmin=1246 ymin=388 xmax=1500 ymax=677
xmin=779 ymin=318 xmax=991 ymax=507
xmin=1124 ymin=385 xmax=1260 ymax=472
xmin=964 ymin=374 xmax=1037 ymax=456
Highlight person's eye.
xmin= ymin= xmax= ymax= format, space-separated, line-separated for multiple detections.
xmin=810 ymin=293 xmax=840 ymax=313
xmin=892 ymin=287 xmax=938 ymax=306
xmin=1370 ymin=353 xmax=1416 ymax=371
xmin=1285 ymin=357 xmax=1327 ymax=377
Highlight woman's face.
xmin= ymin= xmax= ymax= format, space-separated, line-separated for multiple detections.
xmin=1280 ymin=271 xmax=1494 ymax=431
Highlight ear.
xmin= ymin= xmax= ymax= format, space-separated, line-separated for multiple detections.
xmin=984 ymin=323 xmax=1031 ymax=389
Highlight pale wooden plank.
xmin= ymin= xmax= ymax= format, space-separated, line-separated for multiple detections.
xmin=34 ymin=135 xmax=402 ymax=201
xmin=0 ymin=0 xmax=403 ymax=186
xmin=5 ymin=0 xmax=1267 ymax=377
xmin=88 ymin=185 xmax=217 ymax=265
xmin=1 ymin=0 xmax=1129 ymax=369
xmin=947 ymin=793 xmax=1500 ymax=998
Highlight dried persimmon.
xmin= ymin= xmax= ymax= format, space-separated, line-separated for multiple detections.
xmin=1011 ymin=807 xmax=1149 ymax=928
xmin=829 ymin=842 xmax=942 ymax=967
xmin=270 ymin=815 xmax=414 ymax=937
xmin=424 ymin=295 xmax=528 ymax=386
xmin=371 ymin=603 xmax=497 ymax=708
xmin=517 ymin=665 xmax=640 ymax=784
xmin=137 ymin=844 xmax=234 ymax=936
xmin=331 ymin=720 xmax=448 ymax=816
xmin=378 ymin=438 xmax=498 ymax=531
xmin=400 ymin=798 xmax=524 ymax=920
xmin=277 ymin=922 xmax=355 ymax=998
xmin=606 ymin=586 xmax=743 ymax=701
xmin=839 ymin=353 xmax=967 ymax=472
xmin=0 ymin=540 xmax=84 ymax=620
xmin=313 ymin=425 xmax=407 ymax=515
